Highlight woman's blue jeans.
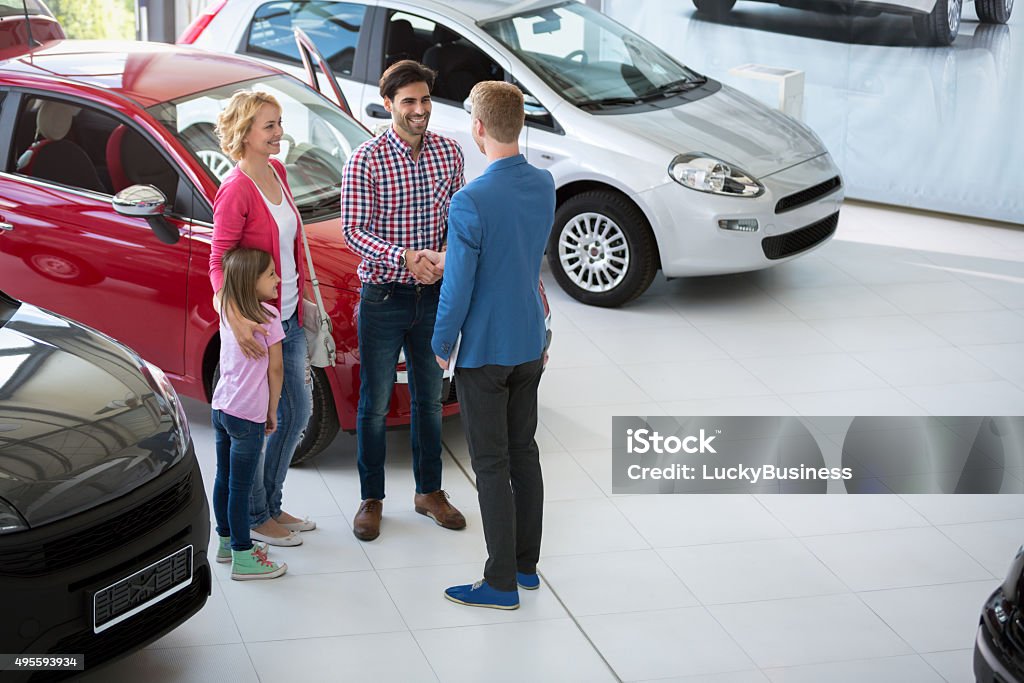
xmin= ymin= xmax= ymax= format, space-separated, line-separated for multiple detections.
xmin=357 ymin=282 xmax=444 ymax=501
xmin=212 ymin=409 xmax=265 ymax=551
xmin=248 ymin=310 xmax=313 ymax=526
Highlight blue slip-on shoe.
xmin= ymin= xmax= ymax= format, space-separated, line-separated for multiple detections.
xmin=517 ymin=572 xmax=540 ymax=590
xmin=445 ymin=579 xmax=519 ymax=610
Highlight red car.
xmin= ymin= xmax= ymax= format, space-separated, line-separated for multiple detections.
xmin=0 ymin=25 xmax=511 ymax=463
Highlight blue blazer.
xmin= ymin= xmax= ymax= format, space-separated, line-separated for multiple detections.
xmin=432 ymin=154 xmax=555 ymax=368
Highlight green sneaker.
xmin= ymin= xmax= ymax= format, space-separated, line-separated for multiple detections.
xmin=231 ymin=545 xmax=286 ymax=581
xmin=216 ymin=536 xmax=231 ymax=563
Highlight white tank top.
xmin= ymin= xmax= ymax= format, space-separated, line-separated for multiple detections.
xmin=256 ymin=177 xmax=299 ymax=320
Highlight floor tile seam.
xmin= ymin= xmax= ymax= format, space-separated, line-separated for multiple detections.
xmin=551 ymin=329 xmax=618 ymax=367
xmin=146 ymin=636 xmax=246 ymax=652
xmin=441 ymin=435 xmax=624 ymax=682
xmin=755 ymin=516 xmax=891 ymax=611
xmin=757 ymin=651 xmax=943 ymax=676
xmin=607 ymin=526 xmax=795 ymax=551
xmin=679 ymin=590 xmax=776 ymax=674
xmin=626 ymin=665 xmax=765 ymax=683
xmin=408 ymin=614 xmax=575 ymax=635
xmin=240 ymin=625 xmax=412 ymax=645
xmin=641 ymin=550 xmax=858 ymax=611
xmin=862 ymin=279 xmax=1008 ymax=318
xmin=216 ymin=576 xmax=265 ymax=659
xmin=932 ymin=524 xmax=1009 ymax=580
xmin=240 ymin=641 xmax=269 ymax=683
xmin=957 ymin=347 xmax=1024 ymax=392
xmin=854 ymin=577 xmax=1001 ymax=598
xmin=369 ymin=563 xmax=445 ymax=683
xmin=934 ymin=515 xmax=1024 ymax=532
xmin=845 ymin=585 xmax=937 ymax=662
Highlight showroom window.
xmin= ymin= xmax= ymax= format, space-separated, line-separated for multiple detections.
xmin=9 ymin=95 xmax=185 ymax=214
xmin=383 ymin=11 xmax=504 ymax=103
xmin=245 ymin=1 xmax=366 ymax=76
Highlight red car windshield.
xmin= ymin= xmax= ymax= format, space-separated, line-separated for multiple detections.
xmin=147 ymin=75 xmax=370 ymax=219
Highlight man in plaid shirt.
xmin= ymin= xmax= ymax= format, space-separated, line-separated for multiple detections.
xmin=341 ymin=60 xmax=467 ymax=542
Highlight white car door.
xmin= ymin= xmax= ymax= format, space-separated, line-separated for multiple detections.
xmin=238 ymin=0 xmax=373 ymax=125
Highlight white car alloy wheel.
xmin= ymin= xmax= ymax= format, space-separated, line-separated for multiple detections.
xmin=197 ymin=149 xmax=234 ymax=182
xmin=548 ymin=190 xmax=659 ymax=307
xmin=558 ymin=211 xmax=631 ymax=294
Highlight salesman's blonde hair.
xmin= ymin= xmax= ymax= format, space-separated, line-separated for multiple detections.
xmin=468 ymin=81 xmax=524 ymax=144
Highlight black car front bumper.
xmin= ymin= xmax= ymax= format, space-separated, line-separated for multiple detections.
xmin=0 ymin=444 xmax=210 ymax=682
xmin=975 ymin=622 xmax=1024 ymax=683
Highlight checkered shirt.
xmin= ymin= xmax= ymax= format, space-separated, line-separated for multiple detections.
xmin=341 ymin=127 xmax=465 ymax=284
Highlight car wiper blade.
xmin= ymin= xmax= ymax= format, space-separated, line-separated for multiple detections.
xmin=641 ymin=78 xmax=706 ymax=98
xmin=575 ymin=96 xmax=644 ymax=109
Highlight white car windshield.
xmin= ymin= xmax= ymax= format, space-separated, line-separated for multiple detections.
xmin=148 ymin=75 xmax=370 ymax=218
xmin=481 ymin=1 xmax=705 ymax=109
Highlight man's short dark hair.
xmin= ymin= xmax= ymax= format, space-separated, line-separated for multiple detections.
xmin=379 ymin=60 xmax=436 ymax=100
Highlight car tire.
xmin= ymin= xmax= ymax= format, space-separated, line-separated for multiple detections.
xmin=291 ymin=367 xmax=339 ymax=466
xmin=547 ymin=190 xmax=658 ymax=308
xmin=912 ymin=0 xmax=962 ymax=45
xmin=692 ymin=0 xmax=737 ymax=18
xmin=975 ymin=0 xmax=1012 ymax=23
xmin=211 ymin=363 xmax=339 ymax=466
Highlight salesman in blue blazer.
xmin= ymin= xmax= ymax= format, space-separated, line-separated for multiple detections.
xmin=429 ymin=81 xmax=556 ymax=610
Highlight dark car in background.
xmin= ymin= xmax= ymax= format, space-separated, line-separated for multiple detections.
xmin=975 ymin=545 xmax=1024 ymax=682
xmin=0 ymin=290 xmax=209 ymax=680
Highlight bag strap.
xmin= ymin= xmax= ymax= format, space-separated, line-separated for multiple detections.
xmin=298 ymin=219 xmax=331 ymax=330
xmin=270 ymin=161 xmax=331 ymax=330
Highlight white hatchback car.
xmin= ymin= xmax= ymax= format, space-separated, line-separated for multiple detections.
xmin=184 ymin=0 xmax=844 ymax=307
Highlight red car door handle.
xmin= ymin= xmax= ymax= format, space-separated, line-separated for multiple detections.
xmin=0 ymin=221 xmax=13 ymax=232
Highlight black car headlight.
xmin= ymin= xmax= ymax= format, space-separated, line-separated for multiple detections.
xmin=143 ymin=361 xmax=191 ymax=457
xmin=669 ymin=153 xmax=764 ymax=198
xmin=0 ymin=495 xmax=29 ymax=535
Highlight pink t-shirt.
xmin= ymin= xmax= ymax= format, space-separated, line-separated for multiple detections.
xmin=212 ymin=302 xmax=286 ymax=423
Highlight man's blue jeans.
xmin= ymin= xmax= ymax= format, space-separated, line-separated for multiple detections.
xmin=212 ymin=409 xmax=265 ymax=551
xmin=248 ymin=311 xmax=313 ymax=526
xmin=357 ymin=282 xmax=444 ymax=501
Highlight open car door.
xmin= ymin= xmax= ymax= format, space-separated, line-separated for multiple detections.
xmin=293 ymin=27 xmax=352 ymax=117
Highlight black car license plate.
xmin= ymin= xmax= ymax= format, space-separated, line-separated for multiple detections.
xmin=93 ymin=545 xmax=193 ymax=634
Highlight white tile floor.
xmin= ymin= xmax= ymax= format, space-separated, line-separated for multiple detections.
xmin=89 ymin=202 xmax=1024 ymax=682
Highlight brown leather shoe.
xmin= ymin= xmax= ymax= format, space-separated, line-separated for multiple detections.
xmin=414 ymin=490 xmax=466 ymax=530
xmin=353 ymin=499 xmax=382 ymax=541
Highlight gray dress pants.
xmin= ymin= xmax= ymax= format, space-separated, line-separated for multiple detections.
xmin=454 ymin=357 xmax=545 ymax=592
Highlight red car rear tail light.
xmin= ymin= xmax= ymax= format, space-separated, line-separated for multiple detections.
xmin=177 ymin=0 xmax=227 ymax=45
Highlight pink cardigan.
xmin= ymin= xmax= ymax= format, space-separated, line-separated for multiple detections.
xmin=209 ymin=158 xmax=307 ymax=325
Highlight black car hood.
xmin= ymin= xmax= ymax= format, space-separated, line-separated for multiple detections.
xmin=0 ymin=300 xmax=183 ymax=528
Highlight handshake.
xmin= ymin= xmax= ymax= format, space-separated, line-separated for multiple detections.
xmin=404 ymin=248 xmax=446 ymax=285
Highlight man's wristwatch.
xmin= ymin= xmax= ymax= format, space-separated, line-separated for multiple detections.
xmin=402 ymin=249 xmax=410 ymax=269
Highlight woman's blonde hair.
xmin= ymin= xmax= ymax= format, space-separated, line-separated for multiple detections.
xmin=215 ymin=90 xmax=281 ymax=161
xmin=221 ymin=247 xmax=273 ymax=325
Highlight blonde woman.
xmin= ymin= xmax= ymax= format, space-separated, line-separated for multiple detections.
xmin=210 ymin=90 xmax=314 ymax=547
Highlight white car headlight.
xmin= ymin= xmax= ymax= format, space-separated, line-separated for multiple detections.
xmin=144 ymin=360 xmax=191 ymax=455
xmin=669 ymin=153 xmax=764 ymax=198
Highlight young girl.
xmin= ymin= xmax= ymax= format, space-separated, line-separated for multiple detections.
xmin=212 ymin=247 xmax=288 ymax=580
